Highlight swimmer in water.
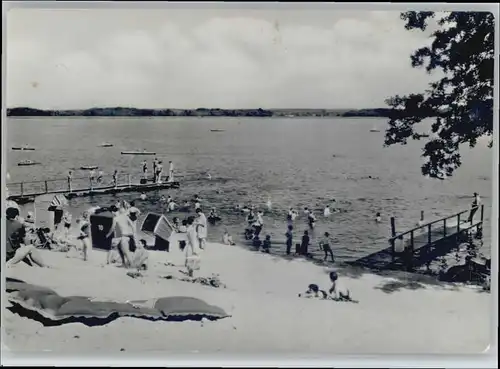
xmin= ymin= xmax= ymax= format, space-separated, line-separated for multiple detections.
xmin=324 ymin=205 xmax=331 ymax=217
xmin=140 ymin=192 xmax=147 ymax=201
xmin=375 ymin=212 xmax=382 ymax=223
xmin=266 ymin=197 xmax=272 ymax=210
xmin=166 ymin=195 xmax=172 ymax=203
xmin=304 ymin=207 xmax=310 ymax=217
xmin=206 ymin=173 xmax=212 ymax=180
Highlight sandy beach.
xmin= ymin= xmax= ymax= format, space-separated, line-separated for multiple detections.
xmin=3 ymin=241 xmax=491 ymax=355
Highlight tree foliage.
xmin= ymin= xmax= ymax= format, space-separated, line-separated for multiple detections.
xmin=385 ymin=11 xmax=494 ymax=179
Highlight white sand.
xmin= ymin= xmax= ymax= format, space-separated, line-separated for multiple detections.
xmin=3 ymin=242 xmax=491 ymax=355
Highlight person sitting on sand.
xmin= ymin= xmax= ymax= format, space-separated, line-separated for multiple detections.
xmin=223 ymin=230 xmax=236 ymax=246
xmin=375 ymin=212 xmax=382 ymax=223
xmin=129 ymin=239 xmax=149 ymax=271
xmin=167 ymin=200 xmax=177 ymax=213
xmin=319 ymin=232 xmax=335 ymax=263
xmin=298 ymin=284 xmax=328 ymax=299
xmin=5 ymin=207 xmax=47 ymax=268
xmin=328 ymin=271 xmax=351 ymax=301
xmin=262 ymin=235 xmax=271 ymax=253
xmin=75 ymin=211 xmax=92 ymax=261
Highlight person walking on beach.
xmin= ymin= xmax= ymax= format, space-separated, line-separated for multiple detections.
xmin=468 ymin=192 xmax=481 ymax=223
xmin=195 ymin=208 xmax=208 ymax=250
xmin=168 ymin=160 xmax=174 ymax=182
xmin=67 ymin=170 xmax=73 ymax=192
xmin=301 ymin=230 xmax=310 ymax=256
xmin=319 ymin=232 xmax=335 ymax=263
xmin=62 ymin=211 xmax=72 ymax=240
xmin=105 ymin=205 xmax=134 ymax=267
xmin=285 ymin=225 xmax=294 ymax=255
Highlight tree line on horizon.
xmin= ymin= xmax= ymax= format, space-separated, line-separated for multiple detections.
xmin=6 ymin=106 xmax=392 ymax=118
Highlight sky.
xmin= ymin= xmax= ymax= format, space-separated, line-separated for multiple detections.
xmin=6 ymin=7 xmax=439 ymax=110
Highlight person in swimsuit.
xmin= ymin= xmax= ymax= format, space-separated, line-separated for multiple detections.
xmin=195 ymin=208 xmax=208 ymax=250
xmin=67 ymin=170 xmax=73 ymax=192
xmin=308 ymin=212 xmax=316 ymax=229
xmin=5 ymin=207 xmax=46 ymax=268
xmin=62 ymin=211 xmax=72 ymax=240
xmin=153 ymin=158 xmax=158 ymax=182
xmin=168 ymin=160 xmax=174 ymax=182
xmin=156 ymin=161 xmax=163 ymax=183
xmin=105 ymin=205 xmax=135 ymax=267
xmin=76 ymin=211 xmax=91 ymax=261
xmin=185 ymin=216 xmax=200 ymax=277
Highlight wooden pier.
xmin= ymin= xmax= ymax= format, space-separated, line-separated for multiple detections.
xmin=349 ymin=205 xmax=485 ymax=272
xmin=6 ymin=173 xmax=180 ymax=204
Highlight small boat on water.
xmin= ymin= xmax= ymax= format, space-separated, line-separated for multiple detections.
xmin=12 ymin=146 xmax=36 ymax=151
xmin=18 ymin=160 xmax=41 ymax=166
xmin=99 ymin=142 xmax=114 ymax=147
xmin=210 ymin=129 xmax=225 ymax=132
xmin=80 ymin=165 xmax=99 ymax=170
xmin=121 ymin=151 xmax=156 ymax=155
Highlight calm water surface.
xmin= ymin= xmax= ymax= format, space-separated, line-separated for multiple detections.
xmin=6 ymin=117 xmax=493 ymax=261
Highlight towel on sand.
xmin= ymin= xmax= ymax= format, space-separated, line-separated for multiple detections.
xmin=6 ymin=278 xmax=230 ymax=325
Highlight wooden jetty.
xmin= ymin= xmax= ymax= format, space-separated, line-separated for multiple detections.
xmin=6 ymin=173 xmax=180 ymax=204
xmin=349 ymin=206 xmax=485 ymax=272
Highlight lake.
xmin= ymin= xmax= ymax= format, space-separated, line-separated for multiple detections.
xmin=6 ymin=117 xmax=493 ymax=261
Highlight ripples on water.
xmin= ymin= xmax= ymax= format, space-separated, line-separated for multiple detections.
xmin=7 ymin=117 xmax=493 ymax=261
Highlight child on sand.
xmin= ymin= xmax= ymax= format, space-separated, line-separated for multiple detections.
xmin=223 ymin=230 xmax=236 ymax=246
xmin=262 ymin=235 xmax=271 ymax=253
xmin=328 ymin=271 xmax=351 ymax=301
xmin=298 ymin=284 xmax=328 ymax=299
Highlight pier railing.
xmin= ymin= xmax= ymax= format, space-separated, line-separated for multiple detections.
xmin=6 ymin=172 xmax=163 ymax=198
xmin=388 ymin=205 xmax=485 ymax=262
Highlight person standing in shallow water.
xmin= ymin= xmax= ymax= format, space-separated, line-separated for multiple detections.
xmin=301 ymin=230 xmax=310 ymax=256
xmin=285 ymin=225 xmax=294 ymax=255
xmin=319 ymin=232 xmax=335 ymax=263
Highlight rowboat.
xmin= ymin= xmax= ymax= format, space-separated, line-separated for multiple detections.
xmin=121 ymin=151 xmax=156 ymax=155
xmin=99 ymin=142 xmax=114 ymax=147
xmin=12 ymin=146 xmax=36 ymax=151
xmin=80 ymin=165 xmax=99 ymax=170
xmin=210 ymin=129 xmax=225 ymax=132
xmin=18 ymin=160 xmax=41 ymax=166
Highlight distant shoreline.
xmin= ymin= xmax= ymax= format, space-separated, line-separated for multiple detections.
xmin=7 ymin=107 xmax=392 ymax=118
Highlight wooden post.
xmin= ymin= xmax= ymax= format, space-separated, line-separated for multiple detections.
xmin=390 ymin=217 xmax=396 ymax=261
xmin=427 ymin=224 xmax=432 ymax=245
xmin=457 ymin=213 xmax=461 ymax=234
xmin=443 ymin=218 xmax=447 ymax=237
xmin=44 ymin=181 xmax=48 ymax=193
xmin=128 ymin=174 xmax=131 ymax=187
